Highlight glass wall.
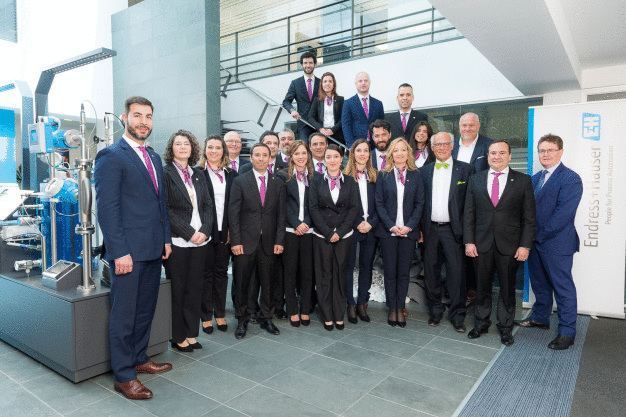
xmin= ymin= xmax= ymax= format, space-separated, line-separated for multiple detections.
xmin=0 ymin=0 xmax=17 ymax=43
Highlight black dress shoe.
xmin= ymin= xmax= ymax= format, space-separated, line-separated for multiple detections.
xmin=356 ymin=305 xmax=370 ymax=322
xmin=171 ymin=341 xmax=193 ymax=352
xmin=387 ymin=310 xmax=397 ymax=327
xmin=347 ymin=306 xmax=358 ymax=324
xmin=202 ymin=325 xmax=214 ymax=335
xmin=290 ymin=318 xmax=301 ymax=327
xmin=517 ymin=318 xmax=550 ymax=330
xmin=396 ymin=309 xmax=406 ymax=328
xmin=188 ymin=341 xmax=202 ymax=349
xmin=301 ymin=318 xmax=310 ymax=326
xmin=260 ymin=320 xmax=280 ymax=335
xmin=335 ymin=322 xmax=345 ymax=330
xmin=275 ymin=309 xmax=288 ymax=320
xmin=217 ymin=323 xmax=228 ymax=332
xmin=500 ymin=331 xmax=514 ymax=346
xmin=249 ymin=312 xmax=260 ymax=324
xmin=323 ymin=323 xmax=334 ymax=331
xmin=451 ymin=321 xmax=466 ymax=333
xmin=428 ymin=316 xmax=442 ymax=327
xmin=467 ymin=326 xmax=489 ymax=339
xmin=548 ymin=335 xmax=575 ymax=350
xmin=235 ymin=322 xmax=248 ymax=340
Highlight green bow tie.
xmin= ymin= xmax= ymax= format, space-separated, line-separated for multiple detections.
xmin=435 ymin=162 xmax=449 ymax=169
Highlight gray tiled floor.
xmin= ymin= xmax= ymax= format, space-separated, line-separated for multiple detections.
xmin=0 ymin=294 xmax=521 ymax=417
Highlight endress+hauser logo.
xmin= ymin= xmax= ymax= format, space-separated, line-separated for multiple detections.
xmin=582 ymin=113 xmax=600 ymax=141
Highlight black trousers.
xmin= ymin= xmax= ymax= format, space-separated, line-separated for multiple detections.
xmin=424 ymin=223 xmax=466 ymax=322
xmin=473 ymin=245 xmax=520 ymax=332
xmin=272 ymin=254 xmax=285 ymax=313
xmin=282 ymin=232 xmax=313 ymax=316
xmin=345 ymin=232 xmax=376 ymax=306
xmin=313 ymin=236 xmax=351 ymax=322
xmin=380 ymin=236 xmax=415 ymax=309
xmin=201 ymin=240 xmax=230 ymax=321
xmin=234 ymin=245 xmax=276 ymax=322
xmin=164 ymin=245 xmax=206 ymax=343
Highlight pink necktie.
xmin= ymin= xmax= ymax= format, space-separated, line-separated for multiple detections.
xmin=326 ymin=97 xmax=331 ymax=106
xmin=401 ymin=113 xmax=407 ymax=131
xmin=268 ymin=162 xmax=274 ymax=174
xmin=362 ymin=97 xmax=369 ymax=118
xmin=491 ymin=172 xmax=503 ymax=206
xmin=307 ymin=78 xmax=313 ymax=101
xmin=381 ymin=155 xmax=386 ymax=170
xmin=231 ymin=160 xmax=237 ymax=171
xmin=397 ymin=166 xmax=406 ymax=185
xmin=259 ymin=176 xmax=266 ymax=206
xmin=317 ymin=162 xmax=324 ymax=173
xmin=138 ymin=146 xmax=158 ymax=194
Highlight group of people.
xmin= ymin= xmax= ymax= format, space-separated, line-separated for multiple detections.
xmin=94 ymin=72 xmax=582 ymax=400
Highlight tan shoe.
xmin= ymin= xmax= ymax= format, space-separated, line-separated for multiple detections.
xmin=114 ymin=379 xmax=153 ymax=400
xmin=135 ymin=360 xmax=172 ymax=374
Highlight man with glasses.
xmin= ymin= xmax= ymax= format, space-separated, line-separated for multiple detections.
xmin=420 ymin=133 xmax=475 ymax=333
xmin=225 ymin=131 xmax=250 ymax=172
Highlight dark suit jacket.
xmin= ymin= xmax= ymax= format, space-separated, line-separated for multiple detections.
xmin=352 ymin=179 xmax=379 ymax=242
xmin=94 ymin=138 xmax=172 ymax=262
xmin=452 ymin=133 xmax=492 ymax=172
xmin=229 ymin=169 xmax=286 ymax=255
xmin=463 ymin=168 xmax=536 ymax=255
xmin=341 ymin=94 xmax=385 ymax=149
xmin=386 ymin=109 xmax=428 ymax=141
xmin=420 ymin=160 xmax=475 ymax=243
xmin=163 ymin=164 xmax=213 ymax=242
xmin=374 ymin=169 xmax=425 ymax=240
xmin=308 ymin=96 xmax=345 ymax=145
xmin=532 ymin=163 xmax=582 ymax=255
xmin=239 ymin=157 xmax=287 ymax=175
xmin=277 ymin=170 xmax=313 ymax=230
xmin=309 ymin=174 xmax=359 ymax=241
xmin=203 ymin=167 xmax=238 ymax=243
xmin=283 ymin=75 xmax=321 ymax=133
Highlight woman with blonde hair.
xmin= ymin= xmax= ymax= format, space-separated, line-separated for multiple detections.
xmin=375 ymin=138 xmax=425 ymax=327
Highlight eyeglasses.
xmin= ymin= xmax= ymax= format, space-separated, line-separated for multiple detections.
xmin=538 ymin=149 xmax=559 ymax=155
xmin=432 ymin=142 xmax=453 ymax=148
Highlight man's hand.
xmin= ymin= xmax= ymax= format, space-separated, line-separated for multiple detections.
xmin=330 ymin=233 xmax=340 ymax=243
xmin=274 ymin=245 xmax=284 ymax=255
xmin=231 ymin=245 xmax=243 ymax=255
xmin=295 ymin=223 xmax=309 ymax=236
xmin=190 ymin=232 xmax=207 ymax=245
xmin=115 ymin=254 xmax=133 ymax=275
xmin=357 ymin=221 xmax=372 ymax=234
xmin=515 ymin=247 xmax=530 ymax=262
xmin=465 ymin=243 xmax=478 ymax=257
xmin=162 ymin=244 xmax=172 ymax=260
xmin=290 ymin=110 xmax=300 ymax=120
xmin=418 ymin=231 xmax=424 ymax=243
xmin=398 ymin=226 xmax=411 ymax=236
xmin=320 ymin=128 xmax=333 ymax=136
xmin=226 ymin=230 xmax=230 ymax=245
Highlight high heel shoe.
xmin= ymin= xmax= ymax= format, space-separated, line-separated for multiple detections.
xmin=323 ymin=322 xmax=334 ymax=331
xmin=335 ymin=322 xmax=344 ymax=330
xmin=300 ymin=316 xmax=310 ymax=326
xmin=396 ymin=309 xmax=406 ymax=328
xmin=388 ymin=310 xmax=398 ymax=327
xmin=347 ymin=306 xmax=358 ymax=324
xmin=216 ymin=319 xmax=228 ymax=332
xmin=188 ymin=341 xmax=203 ymax=349
xmin=202 ymin=323 xmax=214 ymax=335
xmin=171 ymin=341 xmax=193 ymax=352
xmin=290 ymin=315 xmax=301 ymax=327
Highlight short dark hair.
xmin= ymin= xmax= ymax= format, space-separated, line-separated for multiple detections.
xmin=259 ymin=131 xmax=279 ymax=143
xmin=309 ymin=132 xmax=327 ymax=143
xmin=325 ymin=144 xmax=345 ymax=158
xmin=538 ymin=134 xmax=563 ymax=150
xmin=489 ymin=140 xmax=511 ymax=153
xmin=398 ymin=83 xmax=413 ymax=91
xmin=125 ymin=96 xmax=153 ymax=114
xmin=163 ymin=129 xmax=200 ymax=165
xmin=369 ymin=119 xmax=391 ymax=137
xmin=250 ymin=142 xmax=271 ymax=155
xmin=300 ymin=51 xmax=317 ymax=65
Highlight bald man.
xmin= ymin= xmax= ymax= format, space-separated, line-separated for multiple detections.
xmin=341 ymin=71 xmax=385 ymax=149
xmin=225 ymin=131 xmax=250 ymax=173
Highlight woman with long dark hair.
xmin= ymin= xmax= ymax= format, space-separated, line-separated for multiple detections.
xmin=408 ymin=121 xmax=435 ymax=168
xmin=308 ymin=72 xmax=345 ymax=145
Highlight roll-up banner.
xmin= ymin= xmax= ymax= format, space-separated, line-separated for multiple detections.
xmin=525 ymin=100 xmax=625 ymax=319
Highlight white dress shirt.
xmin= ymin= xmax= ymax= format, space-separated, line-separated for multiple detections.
xmin=312 ymin=158 xmax=326 ymax=174
xmin=207 ymin=166 xmax=227 ymax=232
xmin=357 ymin=174 xmax=369 ymax=222
xmin=415 ymin=147 xmax=429 ymax=168
xmin=391 ymin=167 xmax=405 ymax=236
xmin=286 ymin=169 xmax=314 ymax=235
xmin=487 ymin=166 xmax=510 ymax=200
xmin=457 ymin=135 xmax=478 ymax=164
xmin=229 ymin=157 xmax=241 ymax=172
xmin=171 ymin=164 xmax=209 ymax=247
xmin=357 ymin=93 xmax=370 ymax=114
xmin=374 ymin=150 xmax=387 ymax=170
xmin=541 ymin=161 xmax=561 ymax=185
xmin=431 ymin=158 xmax=453 ymax=223
xmin=255 ymin=170 xmax=269 ymax=193
xmin=323 ymin=96 xmax=335 ymax=128
xmin=123 ymin=135 xmax=158 ymax=188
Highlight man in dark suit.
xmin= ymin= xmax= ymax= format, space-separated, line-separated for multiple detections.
xmin=229 ymin=143 xmax=287 ymax=339
xmin=464 ymin=140 xmax=536 ymax=346
xmin=386 ymin=83 xmax=428 ymax=141
xmin=240 ymin=131 xmax=287 ymax=175
xmin=278 ymin=128 xmax=295 ymax=164
xmin=225 ymin=131 xmax=250 ymax=173
xmin=519 ymin=134 xmax=582 ymax=350
xmin=310 ymin=133 xmax=328 ymax=174
xmin=341 ymin=72 xmax=385 ymax=149
xmin=282 ymin=51 xmax=320 ymax=141
xmin=370 ymin=119 xmax=391 ymax=170
xmin=452 ymin=113 xmax=492 ymax=173
xmin=421 ymin=132 xmax=475 ymax=333
xmin=94 ymin=96 xmax=172 ymax=400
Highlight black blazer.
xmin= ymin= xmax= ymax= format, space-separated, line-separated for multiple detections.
xmin=309 ymin=174 xmax=359 ymax=241
xmin=451 ymin=133 xmax=492 ymax=172
xmin=239 ymin=157 xmax=287 ymax=175
xmin=277 ymin=170 xmax=313 ymax=230
xmin=229 ymin=169 xmax=286 ymax=255
xmin=234 ymin=157 xmax=251 ymax=173
xmin=203 ymin=167 xmax=237 ymax=243
xmin=374 ymin=169 xmax=425 ymax=240
xmin=307 ymin=96 xmax=345 ymax=145
xmin=163 ymin=164 xmax=213 ymax=241
xmin=420 ymin=160 xmax=475 ymax=243
xmin=463 ymin=168 xmax=536 ymax=255
xmin=352 ymin=179 xmax=379 ymax=242
xmin=386 ymin=109 xmax=428 ymax=141
xmin=283 ymin=76 xmax=321 ymax=132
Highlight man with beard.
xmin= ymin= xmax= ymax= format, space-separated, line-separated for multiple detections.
xmin=278 ymin=128 xmax=295 ymax=164
xmin=369 ymin=119 xmax=392 ymax=170
xmin=241 ymin=131 xmax=287 ymax=175
xmin=283 ymin=51 xmax=320 ymax=141
xmin=94 ymin=96 xmax=173 ymax=400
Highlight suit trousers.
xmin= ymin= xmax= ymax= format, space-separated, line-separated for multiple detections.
xmin=528 ymin=249 xmax=577 ymax=338
xmin=345 ymin=232 xmax=376 ymax=306
xmin=201 ymin=240 xmax=230 ymax=321
xmin=380 ymin=236 xmax=415 ymax=309
xmin=164 ymin=245 xmax=206 ymax=343
xmin=271 ymin=254 xmax=285 ymax=313
xmin=234 ymin=245 xmax=276 ymax=322
xmin=282 ymin=232 xmax=313 ymax=315
xmin=473 ymin=246 xmax=519 ymax=332
xmin=313 ymin=236 xmax=351 ymax=322
xmin=109 ymin=258 xmax=162 ymax=383
xmin=424 ymin=223 xmax=466 ymax=323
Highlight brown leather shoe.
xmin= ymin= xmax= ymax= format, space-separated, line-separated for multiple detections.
xmin=114 ymin=379 xmax=153 ymax=400
xmin=402 ymin=308 xmax=409 ymax=317
xmin=136 ymin=360 xmax=172 ymax=374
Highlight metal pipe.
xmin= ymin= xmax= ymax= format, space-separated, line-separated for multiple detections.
xmin=74 ymin=133 xmax=95 ymax=290
xmin=50 ymin=200 xmax=57 ymax=264
xmin=40 ymin=234 xmax=47 ymax=270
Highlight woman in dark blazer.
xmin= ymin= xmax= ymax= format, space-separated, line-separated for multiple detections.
xmin=277 ymin=140 xmax=314 ymax=327
xmin=308 ymin=72 xmax=345 ymax=146
xmin=408 ymin=121 xmax=436 ymax=168
xmin=163 ymin=129 xmax=213 ymax=352
xmin=375 ymin=138 xmax=425 ymax=328
xmin=309 ymin=144 xmax=359 ymax=330
xmin=199 ymin=134 xmax=237 ymax=334
xmin=343 ymin=139 xmax=379 ymax=324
